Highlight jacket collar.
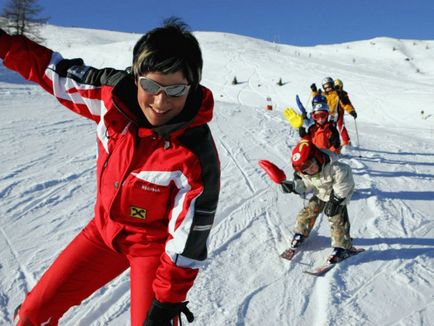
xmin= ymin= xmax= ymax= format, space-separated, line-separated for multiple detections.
xmin=110 ymin=74 xmax=213 ymax=138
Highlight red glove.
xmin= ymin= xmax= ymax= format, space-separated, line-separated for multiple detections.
xmin=258 ymin=160 xmax=286 ymax=184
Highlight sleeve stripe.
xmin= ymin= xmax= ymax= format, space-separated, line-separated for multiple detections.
xmin=192 ymin=225 xmax=213 ymax=231
xmin=45 ymin=52 xmax=104 ymax=118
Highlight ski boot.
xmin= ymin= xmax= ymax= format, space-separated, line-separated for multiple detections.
xmin=280 ymin=233 xmax=305 ymax=260
xmin=290 ymin=233 xmax=305 ymax=249
xmin=327 ymin=247 xmax=354 ymax=264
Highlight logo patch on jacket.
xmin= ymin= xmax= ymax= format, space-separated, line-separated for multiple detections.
xmin=130 ymin=206 xmax=147 ymax=219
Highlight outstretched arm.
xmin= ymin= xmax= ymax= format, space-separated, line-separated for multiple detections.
xmin=0 ymin=30 xmax=123 ymax=123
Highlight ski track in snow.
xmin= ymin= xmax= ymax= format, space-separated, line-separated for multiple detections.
xmin=1 ymin=26 xmax=434 ymax=325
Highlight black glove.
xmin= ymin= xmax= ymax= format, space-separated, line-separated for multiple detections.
xmin=144 ymin=299 xmax=194 ymax=326
xmin=280 ymin=180 xmax=295 ymax=193
xmin=324 ymin=193 xmax=345 ymax=216
xmin=0 ymin=28 xmax=6 ymax=36
xmin=349 ymin=111 xmax=357 ymax=119
xmin=55 ymin=58 xmax=85 ymax=77
xmin=310 ymin=83 xmax=317 ymax=92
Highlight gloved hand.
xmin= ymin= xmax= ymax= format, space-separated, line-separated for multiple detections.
xmin=144 ymin=299 xmax=194 ymax=326
xmin=324 ymin=193 xmax=345 ymax=216
xmin=280 ymin=180 xmax=295 ymax=193
xmin=310 ymin=83 xmax=317 ymax=92
xmin=349 ymin=111 xmax=357 ymax=119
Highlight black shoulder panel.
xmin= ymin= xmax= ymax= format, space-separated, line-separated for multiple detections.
xmin=178 ymin=125 xmax=220 ymax=261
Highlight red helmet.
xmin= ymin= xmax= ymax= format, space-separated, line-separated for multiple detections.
xmin=291 ymin=140 xmax=324 ymax=172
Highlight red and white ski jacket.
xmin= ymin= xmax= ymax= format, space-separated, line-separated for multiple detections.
xmin=0 ymin=33 xmax=220 ymax=303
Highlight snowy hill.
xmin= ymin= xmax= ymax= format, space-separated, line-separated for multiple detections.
xmin=0 ymin=24 xmax=433 ymax=325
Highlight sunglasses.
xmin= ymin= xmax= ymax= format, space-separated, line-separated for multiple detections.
xmin=138 ymin=77 xmax=191 ymax=97
xmin=312 ymin=111 xmax=328 ymax=120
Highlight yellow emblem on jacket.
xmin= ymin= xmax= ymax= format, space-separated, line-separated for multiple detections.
xmin=130 ymin=206 xmax=147 ymax=219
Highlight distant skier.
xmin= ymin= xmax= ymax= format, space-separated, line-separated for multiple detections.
xmin=1 ymin=18 xmax=219 ymax=326
xmin=299 ymin=102 xmax=341 ymax=154
xmin=334 ymin=78 xmax=358 ymax=144
xmin=310 ymin=77 xmax=357 ymax=146
xmin=280 ymin=140 xmax=357 ymax=263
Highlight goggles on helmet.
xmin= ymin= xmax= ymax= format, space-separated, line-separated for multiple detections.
xmin=312 ymin=111 xmax=328 ymax=120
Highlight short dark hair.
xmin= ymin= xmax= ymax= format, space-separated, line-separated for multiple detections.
xmin=132 ymin=17 xmax=203 ymax=88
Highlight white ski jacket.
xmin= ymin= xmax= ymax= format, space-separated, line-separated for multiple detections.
xmin=293 ymin=150 xmax=354 ymax=204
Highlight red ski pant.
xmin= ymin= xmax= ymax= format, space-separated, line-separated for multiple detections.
xmin=16 ymin=221 xmax=161 ymax=326
xmin=337 ymin=107 xmax=350 ymax=145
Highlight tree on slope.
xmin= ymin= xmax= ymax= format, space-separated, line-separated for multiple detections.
xmin=1 ymin=0 xmax=48 ymax=42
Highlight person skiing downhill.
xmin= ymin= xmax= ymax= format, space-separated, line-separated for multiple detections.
xmin=299 ymin=102 xmax=341 ymax=153
xmin=1 ymin=18 xmax=220 ymax=326
xmin=310 ymin=77 xmax=357 ymax=146
xmin=280 ymin=140 xmax=356 ymax=262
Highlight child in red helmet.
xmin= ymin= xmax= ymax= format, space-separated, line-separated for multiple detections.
xmin=299 ymin=102 xmax=341 ymax=154
xmin=280 ymin=140 xmax=357 ymax=263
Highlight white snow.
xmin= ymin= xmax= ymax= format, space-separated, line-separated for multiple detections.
xmin=1 ymin=24 xmax=433 ymax=325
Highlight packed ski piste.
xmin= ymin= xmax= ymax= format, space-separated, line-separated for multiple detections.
xmin=1 ymin=22 xmax=434 ymax=326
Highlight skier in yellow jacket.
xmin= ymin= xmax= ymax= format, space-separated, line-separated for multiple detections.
xmin=310 ymin=77 xmax=357 ymax=146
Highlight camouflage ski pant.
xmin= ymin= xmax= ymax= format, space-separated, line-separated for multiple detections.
xmin=293 ymin=195 xmax=352 ymax=249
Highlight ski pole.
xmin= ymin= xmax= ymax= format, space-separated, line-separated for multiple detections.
xmin=354 ymin=119 xmax=360 ymax=147
xmin=354 ymin=119 xmax=362 ymax=157
xmin=304 ymin=93 xmax=312 ymax=111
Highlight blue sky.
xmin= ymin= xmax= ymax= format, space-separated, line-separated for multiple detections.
xmin=1 ymin=0 xmax=433 ymax=46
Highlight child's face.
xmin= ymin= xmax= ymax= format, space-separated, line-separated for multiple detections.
xmin=300 ymin=158 xmax=320 ymax=175
xmin=136 ymin=71 xmax=189 ymax=126
xmin=323 ymin=83 xmax=334 ymax=93
xmin=313 ymin=111 xmax=328 ymax=126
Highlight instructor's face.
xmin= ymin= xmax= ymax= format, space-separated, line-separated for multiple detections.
xmin=137 ymin=71 xmax=189 ymax=126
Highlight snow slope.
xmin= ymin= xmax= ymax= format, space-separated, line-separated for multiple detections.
xmin=0 ymin=25 xmax=433 ymax=325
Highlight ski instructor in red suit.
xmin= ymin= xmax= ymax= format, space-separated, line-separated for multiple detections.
xmin=0 ymin=17 xmax=220 ymax=326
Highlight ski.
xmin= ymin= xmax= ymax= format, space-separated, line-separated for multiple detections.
xmin=280 ymin=248 xmax=297 ymax=261
xmin=303 ymin=262 xmax=335 ymax=276
xmin=303 ymin=247 xmax=365 ymax=276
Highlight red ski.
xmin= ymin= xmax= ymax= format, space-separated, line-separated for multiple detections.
xmin=303 ymin=263 xmax=336 ymax=276
xmin=280 ymin=248 xmax=297 ymax=260
xmin=303 ymin=247 xmax=365 ymax=276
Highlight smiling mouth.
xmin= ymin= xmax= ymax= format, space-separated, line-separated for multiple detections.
xmin=150 ymin=106 xmax=169 ymax=115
